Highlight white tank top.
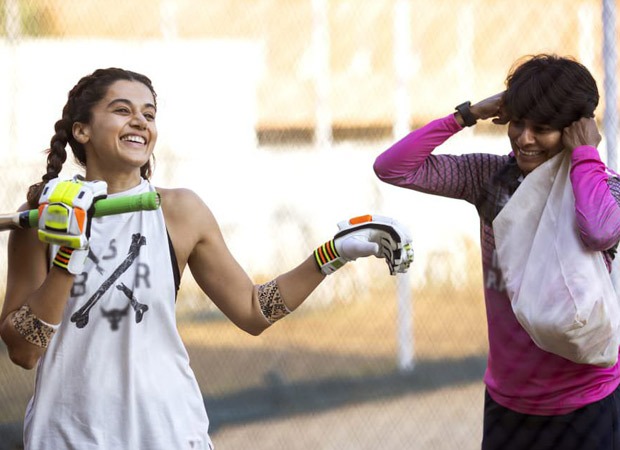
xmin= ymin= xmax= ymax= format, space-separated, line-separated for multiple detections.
xmin=24 ymin=179 xmax=213 ymax=450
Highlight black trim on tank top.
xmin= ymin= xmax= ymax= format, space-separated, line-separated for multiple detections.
xmin=166 ymin=229 xmax=181 ymax=299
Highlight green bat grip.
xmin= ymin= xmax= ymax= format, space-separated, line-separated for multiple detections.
xmin=27 ymin=191 xmax=161 ymax=228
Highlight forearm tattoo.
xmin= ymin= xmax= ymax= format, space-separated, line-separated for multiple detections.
xmin=257 ymin=279 xmax=291 ymax=324
xmin=11 ymin=305 xmax=58 ymax=348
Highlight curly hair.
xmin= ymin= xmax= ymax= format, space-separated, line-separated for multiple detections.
xmin=502 ymin=54 xmax=599 ymax=130
xmin=27 ymin=68 xmax=157 ymax=208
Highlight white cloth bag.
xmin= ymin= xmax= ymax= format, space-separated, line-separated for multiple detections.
xmin=493 ymin=151 xmax=620 ymax=367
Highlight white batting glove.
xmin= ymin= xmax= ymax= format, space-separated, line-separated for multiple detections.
xmin=38 ymin=177 xmax=107 ymax=274
xmin=314 ymin=214 xmax=414 ymax=276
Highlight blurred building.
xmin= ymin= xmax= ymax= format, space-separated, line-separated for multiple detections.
xmin=3 ymin=0 xmax=611 ymax=142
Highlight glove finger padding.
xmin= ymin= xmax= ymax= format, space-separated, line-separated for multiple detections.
xmin=38 ymin=178 xmax=108 ymax=248
xmin=337 ymin=235 xmax=381 ymax=261
xmin=38 ymin=177 xmax=107 ymax=274
xmin=315 ymin=214 xmax=414 ymax=275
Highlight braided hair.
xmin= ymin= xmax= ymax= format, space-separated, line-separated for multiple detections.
xmin=26 ymin=68 xmax=157 ymax=208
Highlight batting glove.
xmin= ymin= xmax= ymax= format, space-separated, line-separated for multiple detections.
xmin=314 ymin=214 xmax=414 ymax=276
xmin=38 ymin=177 xmax=107 ymax=274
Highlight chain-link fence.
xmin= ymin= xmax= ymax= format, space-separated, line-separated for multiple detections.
xmin=0 ymin=1 xmax=617 ymax=449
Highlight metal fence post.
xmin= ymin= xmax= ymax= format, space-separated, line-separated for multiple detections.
xmin=603 ymin=0 xmax=618 ymax=171
xmin=393 ymin=0 xmax=415 ymax=373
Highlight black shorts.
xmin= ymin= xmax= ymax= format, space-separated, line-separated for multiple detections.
xmin=482 ymin=385 xmax=620 ymax=450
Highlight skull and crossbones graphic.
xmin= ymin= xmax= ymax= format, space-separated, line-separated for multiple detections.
xmin=71 ymin=233 xmax=150 ymax=331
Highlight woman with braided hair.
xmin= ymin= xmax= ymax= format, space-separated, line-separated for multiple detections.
xmin=24 ymin=69 xmax=156 ymax=208
xmin=0 ymin=68 xmax=413 ymax=449
xmin=375 ymin=54 xmax=620 ymax=449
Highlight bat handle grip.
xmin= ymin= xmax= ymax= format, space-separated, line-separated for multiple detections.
xmin=26 ymin=191 xmax=161 ymax=228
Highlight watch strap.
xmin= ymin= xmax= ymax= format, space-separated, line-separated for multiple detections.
xmin=455 ymin=101 xmax=477 ymax=127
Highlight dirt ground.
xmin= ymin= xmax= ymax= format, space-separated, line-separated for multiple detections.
xmin=0 ymin=272 xmax=488 ymax=450
xmin=0 ymin=376 xmax=486 ymax=450
xmin=210 ymin=381 xmax=485 ymax=450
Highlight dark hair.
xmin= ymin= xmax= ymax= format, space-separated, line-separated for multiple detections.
xmin=26 ymin=68 xmax=158 ymax=207
xmin=502 ymin=54 xmax=599 ymax=130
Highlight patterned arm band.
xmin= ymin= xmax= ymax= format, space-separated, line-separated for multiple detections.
xmin=257 ymin=279 xmax=291 ymax=325
xmin=11 ymin=304 xmax=59 ymax=348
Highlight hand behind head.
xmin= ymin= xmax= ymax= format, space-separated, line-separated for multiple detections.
xmin=562 ymin=117 xmax=601 ymax=152
xmin=472 ymin=92 xmax=509 ymax=125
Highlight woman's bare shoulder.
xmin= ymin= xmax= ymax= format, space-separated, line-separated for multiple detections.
xmin=156 ymin=187 xmax=217 ymax=232
xmin=156 ymin=186 xmax=201 ymax=207
xmin=157 ymin=186 xmax=213 ymax=209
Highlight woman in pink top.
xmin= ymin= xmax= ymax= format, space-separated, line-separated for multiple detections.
xmin=374 ymin=54 xmax=620 ymax=450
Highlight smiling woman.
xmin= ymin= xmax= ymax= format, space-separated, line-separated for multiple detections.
xmin=25 ymin=68 xmax=159 ymax=206
xmin=500 ymin=55 xmax=600 ymax=175
xmin=373 ymin=54 xmax=620 ymax=450
xmin=507 ymin=119 xmax=564 ymax=175
xmin=72 ymin=80 xmax=159 ymax=183
xmin=0 ymin=67 xmax=414 ymax=450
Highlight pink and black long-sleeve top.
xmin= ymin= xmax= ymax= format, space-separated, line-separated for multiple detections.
xmin=374 ymin=113 xmax=620 ymax=415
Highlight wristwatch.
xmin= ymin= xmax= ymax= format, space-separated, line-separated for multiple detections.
xmin=455 ymin=101 xmax=477 ymax=127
